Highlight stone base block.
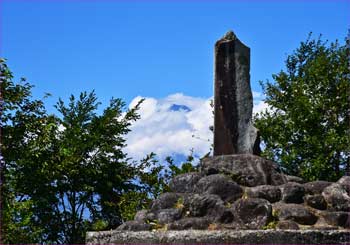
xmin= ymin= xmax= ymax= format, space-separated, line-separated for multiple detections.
xmin=86 ymin=229 xmax=350 ymax=244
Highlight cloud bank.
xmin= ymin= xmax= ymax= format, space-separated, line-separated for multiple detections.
xmin=125 ymin=92 xmax=267 ymax=161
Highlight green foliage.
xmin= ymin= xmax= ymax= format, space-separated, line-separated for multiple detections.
xmin=0 ymin=57 xmax=202 ymax=244
xmin=255 ymin=34 xmax=350 ymax=181
xmin=1 ymin=58 xmax=49 ymax=243
xmin=91 ymin=219 xmax=108 ymax=231
xmin=262 ymin=220 xmax=278 ymax=230
xmin=4 ymin=193 xmax=43 ymax=243
xmin=118 ymin=150 xmax=199 ymax=221
xmin=116 ymin=153 xmax=168 ymax=222
xmin=174 ymin=197 xmax=184 ymax=209
xmin=137 ymin=152 xmax=170 ymax=199
xmin=165 ymin=149 xmax=198 ymax=177
xmin=1 ymin=58 xmax=147 ymax=243
xmin=1 ymin=59 xmax=200 ymax=243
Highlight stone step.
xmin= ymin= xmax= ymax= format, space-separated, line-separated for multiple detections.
xmin=86 ymin=229 xmax=350 ymax=244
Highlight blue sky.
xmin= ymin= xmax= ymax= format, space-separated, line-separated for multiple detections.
xmin=1 ymin=0 xmax=349 ymax=160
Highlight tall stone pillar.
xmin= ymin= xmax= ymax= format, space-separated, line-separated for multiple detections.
xmin=213 ymin=30 xmax=260 ymax=156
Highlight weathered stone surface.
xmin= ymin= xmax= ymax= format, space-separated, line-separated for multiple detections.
xmin=134 ymin=209 xmax=148 ymax=222
xmin=145 ymin=212 xmax=156 ymax=222
xmin=232 ymin=198 xmax=272 ymax=229
xmin=276 ymin=220 xmax=300 ymax=230
xmin=321 ymin=211 xmax=350 ymax=228
xmin=185 ymin=194 xmax=224 ymax=217
xmin=86 ymin=230 xmax=350 ymax=244
xmin=245 ymin=185 xmax=282 ymax=203
xmin=116 ymin=221 xmax=151 ymax=231
xmin=156 ymin=208 xmax=182 ymax=224
xmin=168 ymin=217 xmax=210 ymax=230
xmin=304 ymin=194 xmax=327 ymax=210
xmin=322 ymin=183 xmax=350 ymax=211
xmin=304 ymin=181 xmax=333 ymax=194
xmin=201 ymin=154 xmax=287 ymax=187
xmin=150 ymin=193 xmax=181 ymax=212
xmin=215 ymin=208 xmax=235 ymax=224
xmin=195 ymin=174 xmax=243 ymax=202
xmin=273 ymin=203 xmax=318 ymax=225
xmin=337 ymin=176 xmax=350 ymax=194
xmin=313 ymin=225 xmax=340 ymax=230
xmin=213 ymin=31 xmax=260 ymax=156
xmin=169 ymin=172 xmax=202 ymax=193
xmin=284 ymin=175 xmax=305 ymax=184
xmin=281 ymin=182 xmax=305 ymax=204
xmin=216 ymin=222 xmax=241 ymax=230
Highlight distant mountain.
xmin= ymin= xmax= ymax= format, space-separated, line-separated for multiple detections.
xmin=169 ymin=104 xmax=191 ymax=112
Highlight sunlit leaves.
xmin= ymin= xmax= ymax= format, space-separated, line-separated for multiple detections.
xmin=255 ymin=33 xmax=349 ymax=181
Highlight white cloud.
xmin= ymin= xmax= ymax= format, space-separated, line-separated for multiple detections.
xmin=125 ymin=92 xmax=268 ymax=161
xmin=252 ymin=91 xmax=263 ymax=99
xmin=125 ymin=93 xmax=213 ymax=161
xmin=253 ymin=100 xmax=269 ymax=115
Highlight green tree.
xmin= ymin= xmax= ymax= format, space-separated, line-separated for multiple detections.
xmin=27 ymin=92 xmax=143 ymax=243
xmin=255 ymin=34 xmax=350 ymax=181
xmin=1 ymin=58 xmax=201 ymax=243
xmin=1 ymin=58 xmax=149 ymax=243
xmin=1 ymin=58 xmax=49 ymax=243
xmin=117 ymin=152 xmax=170 ymax=222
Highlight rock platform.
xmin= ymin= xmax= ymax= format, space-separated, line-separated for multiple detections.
xmin=86 ymin=154 xmax=350 ymax=244
xmin=86 ymin=229 xmax=350 ymax=244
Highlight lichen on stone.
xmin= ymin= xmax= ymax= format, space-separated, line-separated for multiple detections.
xmin=262 ymin=220 xmax=278 ymax=230
xmin=174 ymin=197 xmax=184 ymax=209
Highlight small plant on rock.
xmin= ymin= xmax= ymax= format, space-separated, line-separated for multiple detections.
xmin=174 ymin=197 xmax=184 ymax=209
xmin=225 ymin=202 xmax=232 ymax=208
xmin=262 ymin=220 xmax=278 ymax=230
xmin=208 ymin=223 xmax=219 ymax=230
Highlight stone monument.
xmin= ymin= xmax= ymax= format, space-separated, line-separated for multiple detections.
xmin=214 ymin=31 xmax=260 ymax=156
xmin=86 ymin=31 xmax=350 ymax=244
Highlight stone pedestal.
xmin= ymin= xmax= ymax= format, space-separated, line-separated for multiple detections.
xmin=86 ymin=156 xmax=350 ymax=244
xmin=86 ymin=230 xmax=350 ymax=244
